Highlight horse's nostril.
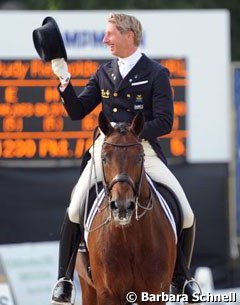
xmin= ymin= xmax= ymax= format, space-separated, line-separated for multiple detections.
xmin=129 ymin=201 xmax=135 ymax=210
xmin=110 ymin=201 xmax=118 ymax=210
xmin=110 ymin=200 xmax=135 ymax=211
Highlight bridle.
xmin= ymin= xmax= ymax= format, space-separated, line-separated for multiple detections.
xmin=101 ymin=139 xmax=153 ymax=221
xmin=102 ymin=140 xmax=145 ymax=198
xmin=84 ymin=136 xmax=153 ymax=233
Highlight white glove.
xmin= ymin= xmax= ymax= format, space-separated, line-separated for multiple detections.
xmin=51 ymin=58 xmax=71 ymax=86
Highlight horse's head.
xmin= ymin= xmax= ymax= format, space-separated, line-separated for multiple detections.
xmin=98 ymin=111 xmax=145 ymax=227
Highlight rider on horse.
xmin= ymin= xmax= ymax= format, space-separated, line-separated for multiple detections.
xmin=36 ymin=13 xmax=199 ymax=305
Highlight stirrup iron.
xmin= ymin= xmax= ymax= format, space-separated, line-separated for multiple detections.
xmin=51 ymin=278 xmax=76 ymax=305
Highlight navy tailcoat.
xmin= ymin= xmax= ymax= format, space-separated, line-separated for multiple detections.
xmin=60 ymin=54 xmax=173 ymax=164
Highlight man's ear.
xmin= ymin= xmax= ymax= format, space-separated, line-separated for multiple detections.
xmin=128 ymin=30 xmax=135 ymax=42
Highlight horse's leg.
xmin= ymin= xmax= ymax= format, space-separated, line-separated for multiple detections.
xmin=79 ymin=277 xmax=97 ymax=305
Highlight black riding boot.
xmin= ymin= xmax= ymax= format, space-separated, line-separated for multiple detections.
xmin=51 ymin=210 xmax=81 ymax=305
xmin=172 ymin=219 xmax=200 ymax=302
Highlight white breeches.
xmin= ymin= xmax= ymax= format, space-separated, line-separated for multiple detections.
xmin=68 ymin=134 xmax=194 ymax=229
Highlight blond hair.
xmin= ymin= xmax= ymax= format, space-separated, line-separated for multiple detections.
xmin=108 ymin=13 xmax=142 ymax=46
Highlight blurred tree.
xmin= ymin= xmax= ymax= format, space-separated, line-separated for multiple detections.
xmin=0 ymin=0 xmax=239 ymax=59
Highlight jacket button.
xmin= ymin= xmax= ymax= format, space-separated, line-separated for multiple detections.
xmin=113 ymin=92 xmax=118 ymax=96
xmin=113 ymin=108 xmax=118 ymax=112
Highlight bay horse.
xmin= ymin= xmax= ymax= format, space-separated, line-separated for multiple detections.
xmin=76 ymin=112 xmax=177 ymax=305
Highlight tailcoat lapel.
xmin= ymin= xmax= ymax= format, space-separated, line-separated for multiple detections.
xmin=105 ymin=59 xmax=122 ymax=89
xmin=104 ymin=54 xmax=152 ymax=92
xmin=116 ymin=54 xmax=151 ymax=91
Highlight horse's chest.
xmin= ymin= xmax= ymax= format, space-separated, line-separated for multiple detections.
xmin=92 ymin=235 xmax=159 ymax=273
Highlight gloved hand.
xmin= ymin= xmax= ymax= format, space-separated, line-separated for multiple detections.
xmin=51 ymin=58 xmax=71 ymax=86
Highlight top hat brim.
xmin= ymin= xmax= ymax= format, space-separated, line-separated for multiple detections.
xmin=32 ymin=16 xmax=67 ymax=62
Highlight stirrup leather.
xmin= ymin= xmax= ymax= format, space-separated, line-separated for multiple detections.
xmin=51 ymin=278 xmax=76 ymax=305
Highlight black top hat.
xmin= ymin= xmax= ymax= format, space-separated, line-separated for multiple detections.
xmin=33 ymin=16 xmax=67 ymax=62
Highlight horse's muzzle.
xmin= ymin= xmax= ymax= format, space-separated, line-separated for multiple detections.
xmin=110 ymin=200 xmax=135 ymax=226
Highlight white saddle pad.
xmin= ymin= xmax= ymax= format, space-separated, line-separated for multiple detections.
xmin=84 ymin=177 xmax=177 ymax=247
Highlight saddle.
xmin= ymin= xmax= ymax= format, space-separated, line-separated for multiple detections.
xmin=152 ymin=181 xmax=183 ymax=236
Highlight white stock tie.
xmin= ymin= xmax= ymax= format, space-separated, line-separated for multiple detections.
xmin=118 ymin=60 xmax=129 ymax=79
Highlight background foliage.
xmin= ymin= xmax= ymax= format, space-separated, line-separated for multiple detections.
xmin=0 ymin=0 xmax=239 ymax=60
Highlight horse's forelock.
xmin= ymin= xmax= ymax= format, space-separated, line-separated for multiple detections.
xmin=115 ymin=122 xmax=129 ymax=135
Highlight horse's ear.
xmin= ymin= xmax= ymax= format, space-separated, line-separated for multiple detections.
xmin=130 ymin=112 xmax=144 ymax=136
xmin=98 ymin=111 xmax=114 ymax=136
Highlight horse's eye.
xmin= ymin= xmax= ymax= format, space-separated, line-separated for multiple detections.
xmin=138 ymin=155 xmax=143 ymax=164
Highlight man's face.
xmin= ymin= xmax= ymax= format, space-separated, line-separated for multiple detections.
xmin=102 ymin=22 xmax=134 ymax=58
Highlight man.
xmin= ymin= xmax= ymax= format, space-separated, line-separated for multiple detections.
xmin=51 ymin=13 xmax=198 ymax=305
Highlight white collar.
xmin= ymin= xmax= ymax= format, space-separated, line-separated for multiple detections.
xmin=118 ymin=49 xmax=142 ymax=68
